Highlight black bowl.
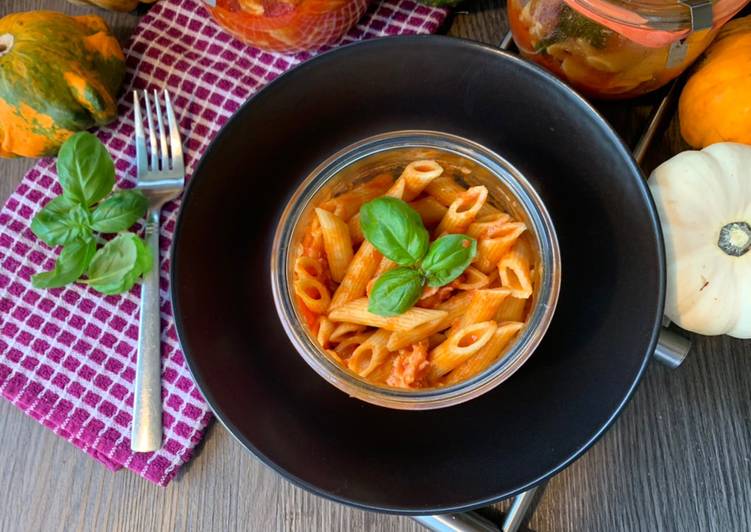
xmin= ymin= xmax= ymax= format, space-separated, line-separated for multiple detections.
xmin=171 ymin=35 xmax=664 ymax=513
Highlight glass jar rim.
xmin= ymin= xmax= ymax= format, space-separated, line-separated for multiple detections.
xmin=270 ymin=130 xmax=562 ymax=410
xmin=564 ymin=0 xmax=748 ymax=46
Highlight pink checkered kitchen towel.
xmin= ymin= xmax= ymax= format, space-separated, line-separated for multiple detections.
xmin=0 ymin=0 xmax=447 ymax=485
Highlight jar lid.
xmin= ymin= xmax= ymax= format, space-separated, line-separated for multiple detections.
xmin=564 ymin=0 xmax=748 ymax=46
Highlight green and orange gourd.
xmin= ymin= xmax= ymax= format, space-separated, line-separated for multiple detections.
xmin=0 ymin=11 xmax=126 ymax=158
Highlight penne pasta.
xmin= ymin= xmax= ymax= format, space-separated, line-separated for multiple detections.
xmin=450 ymin=288 xmax=511 ymax=334
xmin=294 ymin=276 xmax=331 ymax=314
xmin=329 ymin=241 xmax=382 ymax=308
xmin=348 ymin=213 xmax=364 ymax=245
xmin=486 ymin=267 xmax=501 ymax=288
xmin=467 ymin=212 xmax=512 ymax=239
xmin=329 ymin=322 xmax=367 ymax=343
xmin=333 ymin=333 xmax=372 ymax=360
xmin=385 ymin=176 xmax=406 ymax=199
xmin=451 ymin=266 xmax=489 ymax=290
xmin=409 ymin=196 xmax=448 ymax=226
xmin=315 ymin=208 xmax=354 ymax=283
xmin=495 ymin=296 xmax=528 ymax=322
xmin=294 ymin=256 xmax=325 ymax=281
xmin=399 ymin=160 xmax=444 ymax=201
xmin=328 ymin=298 xmax=447 ymax=331
xmin=425 ymin=177 xmax=498 ymax=218
xmin=442 ymin=321 xmax=524 ymax=385
xmin=325 ymin=348 xmax=343 ymax=365
xmin=499 ymin=237 xmax=534 ymax=299
xmin=317 ymin=317 xmax=336 ymax=348
xmin=428 ymin=333 xmax=447 ymax=349
xmin=473 ymin=221 xmax=527 ymax=273
xmin=319 ymin=173 xmax=393 ymax=220
xmin=387 ymin=291 xmax=472 ymax=350
xmin=373 ymin=256 xmax=397 ymax=277
xmin=428 ymin=321 xmax=498 ymax=381
xmin=435 ymin=185 xmax=488 ymax=236
xmin=348 ymin=329 xmax=392 ymax=377
xmin=423 ymin=176 xmax=467 ymax=206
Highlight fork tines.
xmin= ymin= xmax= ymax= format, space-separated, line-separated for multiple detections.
xmin=133 ymin=89 xmax=184 ymax=177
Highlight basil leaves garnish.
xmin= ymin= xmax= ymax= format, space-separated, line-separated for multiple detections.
xmin=30 ymin=132 xmax=150 ymax=294
xmin=360 ymin=197 xmax=477 ymax=316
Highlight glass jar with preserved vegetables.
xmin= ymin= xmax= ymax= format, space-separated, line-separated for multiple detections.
xmin=508 ymin=0 xmax=750 ymax=98
xmin=202 ymin=0 xmax=371 ymax=53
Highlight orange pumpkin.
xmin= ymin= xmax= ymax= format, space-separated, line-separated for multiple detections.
xmin=679 ymin=16 xmax=751 ymax=148
xmin=0 ymin=12 xmax=125 ymax=158
xmin=67 ymin=0 xmax=158 ymax=12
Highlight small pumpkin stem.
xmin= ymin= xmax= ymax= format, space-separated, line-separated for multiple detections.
xmin=0 ymin=34 xmax=13 ymax=57
xmin=718 ymin=222 xmax=751 ymax=257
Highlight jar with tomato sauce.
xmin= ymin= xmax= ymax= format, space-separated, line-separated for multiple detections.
xmin=202 ymin=0 xmax=370 ymax=53
xmin=508 ymin=0 xmax=750 ymax=98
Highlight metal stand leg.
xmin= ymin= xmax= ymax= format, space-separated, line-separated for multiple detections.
xmin=501 ymin=486 xmax=541 ymax=532
xmin=654 ymin=327 xmax=690 ymax=368
xmin=413 ymin=512 xmax=500 ymax=531
xmin=414 ymin=483 xmax=545 ymax=532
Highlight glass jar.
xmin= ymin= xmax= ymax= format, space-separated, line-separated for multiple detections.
xmin=508 ymin=0 xmax=750 ymax=98
xmin=271 ymin=131 xmax=561 ymax=410
xmin=202 ymin=0 xmax=370 ymax=53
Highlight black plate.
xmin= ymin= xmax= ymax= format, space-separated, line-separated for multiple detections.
xmin=171 ymin=35 xmax=664 ymax=513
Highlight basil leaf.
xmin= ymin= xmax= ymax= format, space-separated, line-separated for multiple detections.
xmin=421 ymin=234 xmax=478 ymax=288
xmin=134 ymin=235 xmax=153 ymax=276
xmin=31 ymin=195 xmax=93 ymax=246
xmin=368 ymin=267 xmax=424 ymax=317
xmin=83 ymin=233 xmax=152 ymax=295
xmin=32 ymin=237 xmax=96 ymax=289
xmin=90 ymin=190 xmax=148 ymax=233
xmin=57 ymin=132 xmax=115 ymax=207
xmin=360 ymin=197 xmax=429 ymax=266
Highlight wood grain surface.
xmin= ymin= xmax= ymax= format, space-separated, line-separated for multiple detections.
xmin=1 ymin=1 xmax=749 ymax=531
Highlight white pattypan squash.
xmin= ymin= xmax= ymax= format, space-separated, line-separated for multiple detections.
xmin=649 ymin=143 xmax=751 ymax=339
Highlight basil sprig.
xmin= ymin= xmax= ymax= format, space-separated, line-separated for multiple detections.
xmin=30 ymin=132 xmax=150 ymax=295
xmin=360 ymin=197 xmax=477 ymax=316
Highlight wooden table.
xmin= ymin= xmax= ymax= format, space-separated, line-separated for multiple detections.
xmin=1 ymin=1 xmax=750 ymax=531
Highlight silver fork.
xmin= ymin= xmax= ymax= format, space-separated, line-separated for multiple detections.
xmin=131 ymin=89 xmax=185 ymax=452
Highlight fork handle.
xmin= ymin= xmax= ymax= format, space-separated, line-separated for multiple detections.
xmin=131 ymin=207 xmax=164 ymax=452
